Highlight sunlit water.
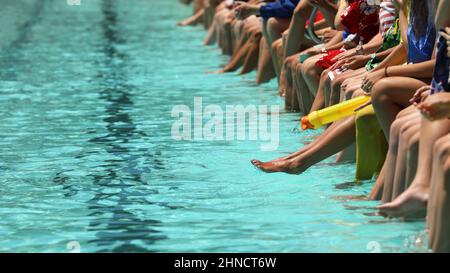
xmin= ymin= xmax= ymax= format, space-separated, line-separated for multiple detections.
xmin=0 ymin=0 xmax=429 ymax=253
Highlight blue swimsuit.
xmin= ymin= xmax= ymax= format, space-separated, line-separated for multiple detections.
xmin=407 ymin=21 xmax=436 ymax=64
xmin=259 ymin=0 xmax=300 ymax=19
xmin=431 ymin=32 xmax=450 ymax=94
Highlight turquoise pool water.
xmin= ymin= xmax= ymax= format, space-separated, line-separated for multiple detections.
xmin=0 ymin=0 xmax=429 ymax=253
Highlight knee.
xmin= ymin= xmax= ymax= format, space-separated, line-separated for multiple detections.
xmin=204 ymin=0 xmax=211 ymax=9
xmin=293 ymin=1 xmax=311 ymax=18
xmin=266 ymin=17 xmax=279 ymax=33
xmin=282 ymin=30 xmax=289 ymax=40
xmin=406 ymin=132 xmax=420 ymax=155
xmin=434 ymin=137 xmax=450 ymax=165
xmin=302 ymin=60 xmax=318 ymax=78
xmin=223 ymin=17 xmax=232 ymax=26
xmin=371 ymin=78 xmax=392 ymax=105
xmin=323 ymin=74 xmax=332 ymax=90
xmin=295 ymin=63 xmax=303 ymax=75
xmin=396 ymin=106 xmax=416 ymax=119
xmin=285 ymin=55 xmax=299 ymax=69
xmin=389 ymin=118 xmax=405 ymax=147
xmin=321 ymin=70 xmax=329 ymax=82
xmin=399 ymin=121 xmax=418 ymax=141
xmin=351 ymin=88 xmax=366 ymax=98
xmin=243 ymin=21 xmax=253 ymax=33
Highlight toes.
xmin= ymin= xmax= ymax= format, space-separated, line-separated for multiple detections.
xmin=251 ymin=159 xmax=263 ymax=166
xmin=377 ymin=210 xmax=389 ymax=218
xmin=378 ymin=203 xmax=400 ymax=218
xmin=377 ymin=202 xmax=394 ymax=210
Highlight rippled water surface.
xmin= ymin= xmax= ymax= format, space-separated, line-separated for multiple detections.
xmin=0 ymin=0 xmax=428 ymax=252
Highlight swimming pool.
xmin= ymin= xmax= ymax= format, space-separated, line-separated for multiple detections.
xmin=0 ymin=0 xmax=429 ymax=253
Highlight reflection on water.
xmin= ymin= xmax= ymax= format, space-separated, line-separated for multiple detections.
xmin=82 ymin=0 xmax=166 ymax=252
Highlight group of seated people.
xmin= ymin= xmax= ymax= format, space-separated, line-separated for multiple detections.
xmin=178 ymin=0 xmax=450 ymax=252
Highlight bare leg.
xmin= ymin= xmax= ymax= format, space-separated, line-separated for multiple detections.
xmin=368 ymin=105 xmax=418 ymax=201
xmin=428 ymin=133 xmax=450 ymax=252
xmin=302 ymin=56 xmax=324 ymax=108
xmin=282 ymin=41 xmax=295 ymax=110
xmin=203 ymin=0 xmax=218 ymax=29
xmin=256 ymin=37 xmax=276 ymax=84
xmin=381 ymin=108 xmax=419 ymax=203
xmin=219 ymin=21 xmax=261 ymax=72
xmin=221 ymin=18 xmax=233 ymax=55
xmin=404 ymin=130 xmax=421 ymax=192
xmin=222 ymin=40 xmax=252 ymax=73
xmin=205 ymin=19 xmax=218 ymax=45
xmin=272 ymin=38 xmax=285 ymax=82
xmin=294 ymin=62 xmax=314 ymax=114
xmin=309 ymin=70 xmax=328 ymax=112
xmin=371 ymin=77 xmax=429 ymax=140
xmin=369 ymin=164 xmax=385 ymax=200
xmin=284 ymin=0 xmax=313 ymax=58
xmin=252 ymin=116 xmax=356 ymax=174
xmin=239 ymin=35 xmax=261 ymax=74
xmin=391 ymin=122 xmax=420 ymax=200
xmin=379 ymin=118 xmax=450 ymax=218
xmin=404 ymin=130 xmax=421 ymax=190
xmin=262 ymin=18 xmax=291 ymax=80
xmin=283 ymin=54 xmax=301 ymax=108
xmin=251 ymin=116 xmax=352 ymax=166
xmin=215 ymin=9 xmax=229 ymax=52
xmin=177 ymin=8 xmax=205 ymax=26
xmin=369 ymin=100 xmax=416 ymax=201
xmin=231 ymin=19 xmax=252 ymax=52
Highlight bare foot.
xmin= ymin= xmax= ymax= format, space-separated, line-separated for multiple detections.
xmin=378 ymin=184 xmax=429 ymax=219
xmin=251 ymin=150 xmax=305 ymax=165
xmin=176 ymin=21 xmax=189 ymax=26
xmin=204 ymin=35 xmax=216 ymax=46
xmin=206 ymin=69 xmax=225 ymax=74
xmin=251 ymin=159 xmax=306 ymax=174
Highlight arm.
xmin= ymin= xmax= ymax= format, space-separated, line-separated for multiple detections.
xmin=435 ymin=0 xmax=450 ymax=29
xmin=334 ymin=0 xmax=349 ymax=31
xmin=385 ymin=59 xmax=436 ymax=79
xmin=324 ymin=39 xmax=346 ymax=51
xmin=370 ymin=44 xmax=407 ymax=71
xmin=372 ymin=46 xmax=396 ymax=61
xmin=309 ymin=0 xmax=339 ymax=28
xmin=399 ymin=0 xmax=409 ymax=48
xmin=359 ymin=34 xmax=384 ymax=55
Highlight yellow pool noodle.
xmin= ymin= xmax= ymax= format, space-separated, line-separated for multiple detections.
xmin=301 ymin=95 xmax=371 ymax=130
